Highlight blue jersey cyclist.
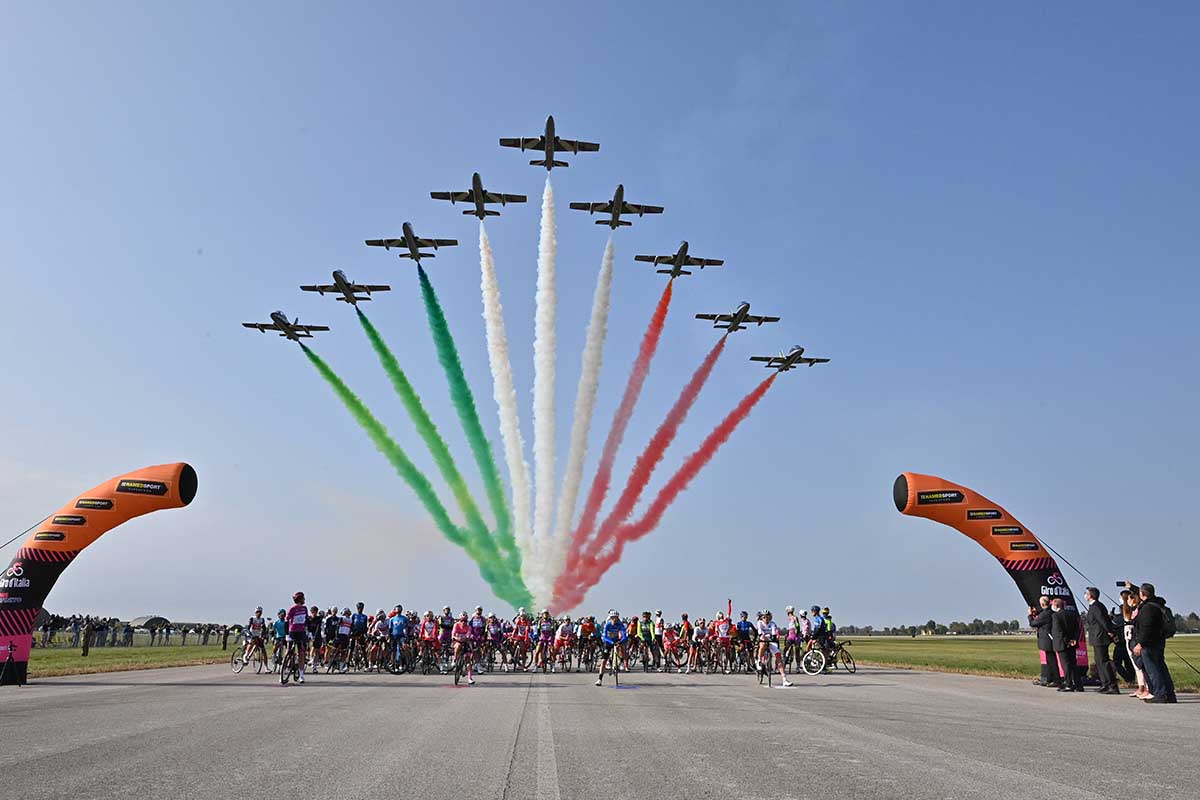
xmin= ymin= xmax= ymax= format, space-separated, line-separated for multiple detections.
xmin=595 ymin=610 xmax=628 ymax=686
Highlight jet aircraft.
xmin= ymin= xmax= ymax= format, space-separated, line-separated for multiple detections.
xmin=499 ymin=115 xmax=599 ymax=170
xmin=300 ymin=271 xmax=391 ymax=306
xmin=749 ymin=345 xmax=830 ymax=371
xmin=431 ymin=173 xmax=526 ymax=220
xmin=569 ymin=184 xmax=664 ymax=229
xmin=242 ymin=311 xmax=330 ymax=342
xmin=633 ymin=241 xmax=723 ymax=278
xmin=364 ymin=222 xmax=457 ymax=262
xmin=695 ymin=301 xmax=780 ymax=333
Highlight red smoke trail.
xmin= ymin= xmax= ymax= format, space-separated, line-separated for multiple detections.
xmin=579 ymin=335 xmax=727 ymax=567
xmin=554 ymin=373 xmax=777 ymax=610
xmin=559 ymin=281 xmax=673 ymax=584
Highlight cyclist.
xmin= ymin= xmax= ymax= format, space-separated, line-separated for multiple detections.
xmin=755 ymin=610 xmax=792 ymax=687
xmin=821 ymin=607 xmax=837 ymax=672
xmin=438 ymin=606 xmax=455 ymax=670
xmin=637 ymin=611 xmax=657 ymax=669
xmin=307 ymin=605 xmax=324 ymax=673
xmin=713 ymin=612 xmax=734 ymax=673
xmin=243 ymin=606 xmax=266 ymax=665
xmin=388 ymin=605 xmax=409 ymax=671
xmin=368 ymin=609 xmax=389 ymax=670
xmin=469 ymin=606 xmax=487 ymax=670
xmin=271 ymin=609 xmax=288 ymax=670
xmin=450 ymin=611 xmax=476 ymax=685
xmin=799 ymin=608 xmax=812 ymax=642
xmin=552 ymin=615 xmax=574 ymax=672
xmin=417 ymin=610 xmax=441 ymax=671
xmin=578 ymin=615 xmax=597 ymax=667
xmin=284 ymin=591 xmax=310 ymax=683
xmin=735 ymin=610 xmax=756 ymax=668
xmin=809 ymin=605 xmax=828 ymax=658
xmin=653 ymin=610 xmax=665 ymax=666
xmin=510 ymin=610 xmax=532 ymax=671
xmin=596 ymin=610 xmax=627 ymax=686
xmin=534 ymin=610 xmax=556 ymax=670
xmin=322 ymin=608 xmax=340 ymax=670
xmin=485 ymin=612 xmax=505 ymax=671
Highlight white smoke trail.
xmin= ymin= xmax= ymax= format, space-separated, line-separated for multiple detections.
xmin=548 ymin=235 xmax=615 ymax=586
xmin=531 ymin=176 xmax=557 ymax=607
xmin=478 ymin=223 xmax=536 ymax=602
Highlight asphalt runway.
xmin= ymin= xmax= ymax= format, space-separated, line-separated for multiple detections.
xmin=2 ymin=664 xmax=1195 ymax=800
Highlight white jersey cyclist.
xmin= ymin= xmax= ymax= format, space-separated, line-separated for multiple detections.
xmin=756 ymin=618 xmax=781 ymax=654
xmin=247 ymin=614 xmax=267 ymax=640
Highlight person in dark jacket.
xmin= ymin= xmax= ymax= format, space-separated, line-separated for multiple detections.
xmin=1050 ymin=598 xmax=1082 ymax=692
xmin=1083 ymin=587 xmax=1120 ymax=694
xmin=1132 ymin=582 xmax=1177 ymax=704
xmin=1028 ymin=597 xmax=1058 ymax=687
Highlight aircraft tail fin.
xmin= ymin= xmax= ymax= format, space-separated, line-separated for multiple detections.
xmin=396 ymin=252 xmax=414 ymax=259
xmin=658 ymin=268 xmax=691 ymax=276
xmin=597 ymin=219 xmax=631 ymax=227
xmin=530 ymin=158 xmax=569 ymax=168
xmin=482 ymin=209 xmax=501 ymax=217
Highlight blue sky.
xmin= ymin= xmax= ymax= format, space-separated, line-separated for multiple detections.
xmin=2 ymin=4 xmax=1197 ymax=624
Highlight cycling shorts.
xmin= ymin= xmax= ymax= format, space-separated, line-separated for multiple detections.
xmin=286 ymin=630 xmax=309 ymax=643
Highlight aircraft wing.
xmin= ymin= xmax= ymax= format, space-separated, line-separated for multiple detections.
xmin=414 ymin=237 xmax=459 ymax=248
xmin=634 ymin=254 xmax=671 ymax=265
xmin=242 ymin=322 xmax=281 ymax=333
xmin=431 ymin=190 xmax=473 ymax=202
xmin=364 ymin=238 xmax=404 ymax=248
xmin=686 ymin=257 xmax=725 ymax=267
xmin=569 ymin=201 xmax=613 ymax=213
xmin=799 ymin=357 xmax=830 ymax=366
xmin=500 ymin=136 xmax=544 ymax=150
xmin=300 ymin=284 xmax=338 ymax=294
xmin=293 ymin=324 xmax=330 ymax=333
xmin=555 ymin=137 xmax=600 ymax=153
xmin=745 ymin=315 xmax=780 ymax=325
xmin=749 ymin=355 xmax=783 ymax=365
xmin=620 ymin=202 xmax=664 ymax=216
xmin=483 ymin=191 xmax=527 ymax=204
xmin=348 ymin=284 xmax=391 ymax=293
xmin=694 ymin=313 xmax=726 ymax=322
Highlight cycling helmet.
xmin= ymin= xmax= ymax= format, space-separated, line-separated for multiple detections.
xmin=475 ymin=606 xmax=483 ymax=613
xmin=376 ymin=609 xmax=385 ymax=617
xmin=293 ymin=591 xmax=305 ymax=604
xmin=784 ymin=605 xmax=794 ymax=614
xmin=608 ymin=610 xmax=620 ymax=619
xmin=800 ymin=609 xmax=808 ymax=616
xmin=342 ymin=608 xmax=351 ymax=615
xmin=443 ymin=606 xmax=451 ymax=613
xmin=356 ymin=602 xmax=364 ymax=610
xmin=564 ymin=615 xmax=572 ymax=622
xmin=822 ymin=607 xmax=830 ymax=615
xmin=459 ymin=612 xmax=468 ymax=620
xmin=810 ymin=605 xmax=820 ymax=613
xmin=310 ymin=605 xmax=319 ymax=613
xmin=739 ymin=611 xmax=748 ymax=618
xmin=518 ymin=607 xmax=526 ymax=615
xmin=487 ymin=613 xmax=496 ymax=620
xmin=655 ymin=609 xmax=663 ymax=615
xmin=763 ymin=610 xmax=773 ymax=618
xmin=277 ymin=609 xmax=286 ymax=617
xmin=254 ymin=606 xmax=263 ymax=613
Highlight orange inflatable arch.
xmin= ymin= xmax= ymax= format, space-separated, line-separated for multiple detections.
xmin=1 ymin=463 xmax=196 ymax=685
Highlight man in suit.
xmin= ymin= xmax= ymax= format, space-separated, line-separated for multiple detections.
xmin=1083 ymin=587 xmax=1120 ymax=694
xmin=1028 ymin=596 xmax=1058 ymax=687
xmin=1050 ymin=597 xmax=1082 ymax=692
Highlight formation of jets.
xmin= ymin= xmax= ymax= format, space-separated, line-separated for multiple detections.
xmin=301 ymin=271 xmax=390 ymax=306
xmin=431 ymin=172 xmax=526 ymax=220
xmin=634 ymin=241 xmax=724 ymax=279
xmin=500 ymin=115 xmax=599 ymax=170
xmin=364 ymin=222 xmax=457 ymax=263
xmin=569 ymin=184 xmax=663 ymax=229
xmin=696 ymin=301 xmax=779 ymax=333
xmin=242 ymin=114 xmax=829 ymax=369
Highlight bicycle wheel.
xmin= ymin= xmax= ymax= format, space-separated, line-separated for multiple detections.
xmin=801 ymin=649 xmax=825 ymax=676
xmin=253 ymin=648 xmax=265 ymax=674
xmin=453 ymin=654 xmax=462 ymax=686
xmin=280 ymin=648 xmax=293 ymax=685
xmin=230 ymin=652 xmax=245 ymax=674
xmin=840 ymin=649 xmax=856 ymax=674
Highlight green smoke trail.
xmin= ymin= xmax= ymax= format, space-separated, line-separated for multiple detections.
xmin=356 ymin=310 xmax=529 ymax=600
xmin=417 ymin=266 xmax=521 ymax=574
xmin=302 ymin=345 xmax=530 ymax=608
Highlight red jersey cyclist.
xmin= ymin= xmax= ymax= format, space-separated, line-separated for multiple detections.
xmin=450 ymin=611 xmax=476 ymax=685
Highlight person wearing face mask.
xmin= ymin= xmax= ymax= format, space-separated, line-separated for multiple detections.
xmin=1050 ymin=597 xmax=1082 ymax=692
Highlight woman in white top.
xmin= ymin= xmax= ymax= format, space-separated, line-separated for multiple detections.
xmin=1123 ymin=593 xmax=1149 ymax=699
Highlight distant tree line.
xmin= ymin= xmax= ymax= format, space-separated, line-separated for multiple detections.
xmin=840 ymin=612 xmax=1200 ymax=637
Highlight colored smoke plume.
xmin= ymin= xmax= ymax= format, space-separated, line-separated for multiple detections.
xmin=532 ymin=176 xmax=558 ymax=595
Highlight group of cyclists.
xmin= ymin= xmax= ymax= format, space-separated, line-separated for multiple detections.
xmin=234 ymin=593 xmax=851 ymax=687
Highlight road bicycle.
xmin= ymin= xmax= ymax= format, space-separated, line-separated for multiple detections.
xmin=800 ymin=644 xmax=827 ymax=676
xmin=230 ymin=637 xmax=266 ymax=674
xmin=279 ymin=639 xmax=304 ymax=685
xmin=827 ymin=640 xmax=856 ymax=673
xmin=451 ymin=641 xmax=473 ymax=685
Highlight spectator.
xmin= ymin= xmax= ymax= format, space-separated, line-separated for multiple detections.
xmin=1028 ymin=597 xmax=1057 ymax=687
xmin=1122 ymin=592 xmax=1150 ymax=699
xmin=201 ymin=625 xmax=211 ymax=646
xmin=1133 ymin=582 xmax=1177 ymax=704
xmin=1111 ymin=593 xmax=1135 ymax=684
xmin=109 ymin=621 xmax=119 ymax=647
xmin=123 ymin=623 xmax=134 ymax=647
xmin=70 ymin=617 xmax=81 ymax=648
xmin=164 ymin=625 xmax=172 ymax=646
xmin=1083 ymin=587 xmax=1120 ymax=694
xmin=1050 ymin=598 xmax=1081 ymax=692
xmin=221 ymin=625 xmax=230 ymax=651
xmin=181 ymin=627 xmax=190 ymax=646
xmin=80 ymin=617 xmax=95 ymax=657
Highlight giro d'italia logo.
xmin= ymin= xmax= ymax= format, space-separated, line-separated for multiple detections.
xmin=3 ymin=562 xmax=23 ymax=579
xmin=1046 ymin=573 xmax=1065 ymax=586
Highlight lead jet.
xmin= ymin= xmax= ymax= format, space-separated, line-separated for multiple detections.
xmin=242 ymin=311 xmax=330 ymax=342
xmin=500 ymin=115 xmax=599 ymax=170
xmin=364 ymin=222 xmax=457 ymax=263
xmin=569 ymin=184 xmax=664 ymax=229
xmin=431 ymin=172 xmax=526 ymax=220
xmin=300 ymin=271 xmax=391 ymax=306
xmin=634 ymin=241 xmax=723 ymax=278
xmin=695 ymin=301 xmax=780 ymax=333
xmin=749 ymin=345 xmax=830 ymax=371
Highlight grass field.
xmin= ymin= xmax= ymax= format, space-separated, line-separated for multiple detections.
xmin=27 ymin=644 xmax=234 ymax=678
xmin=849 ymin=634 xmax=1200 ymax=691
